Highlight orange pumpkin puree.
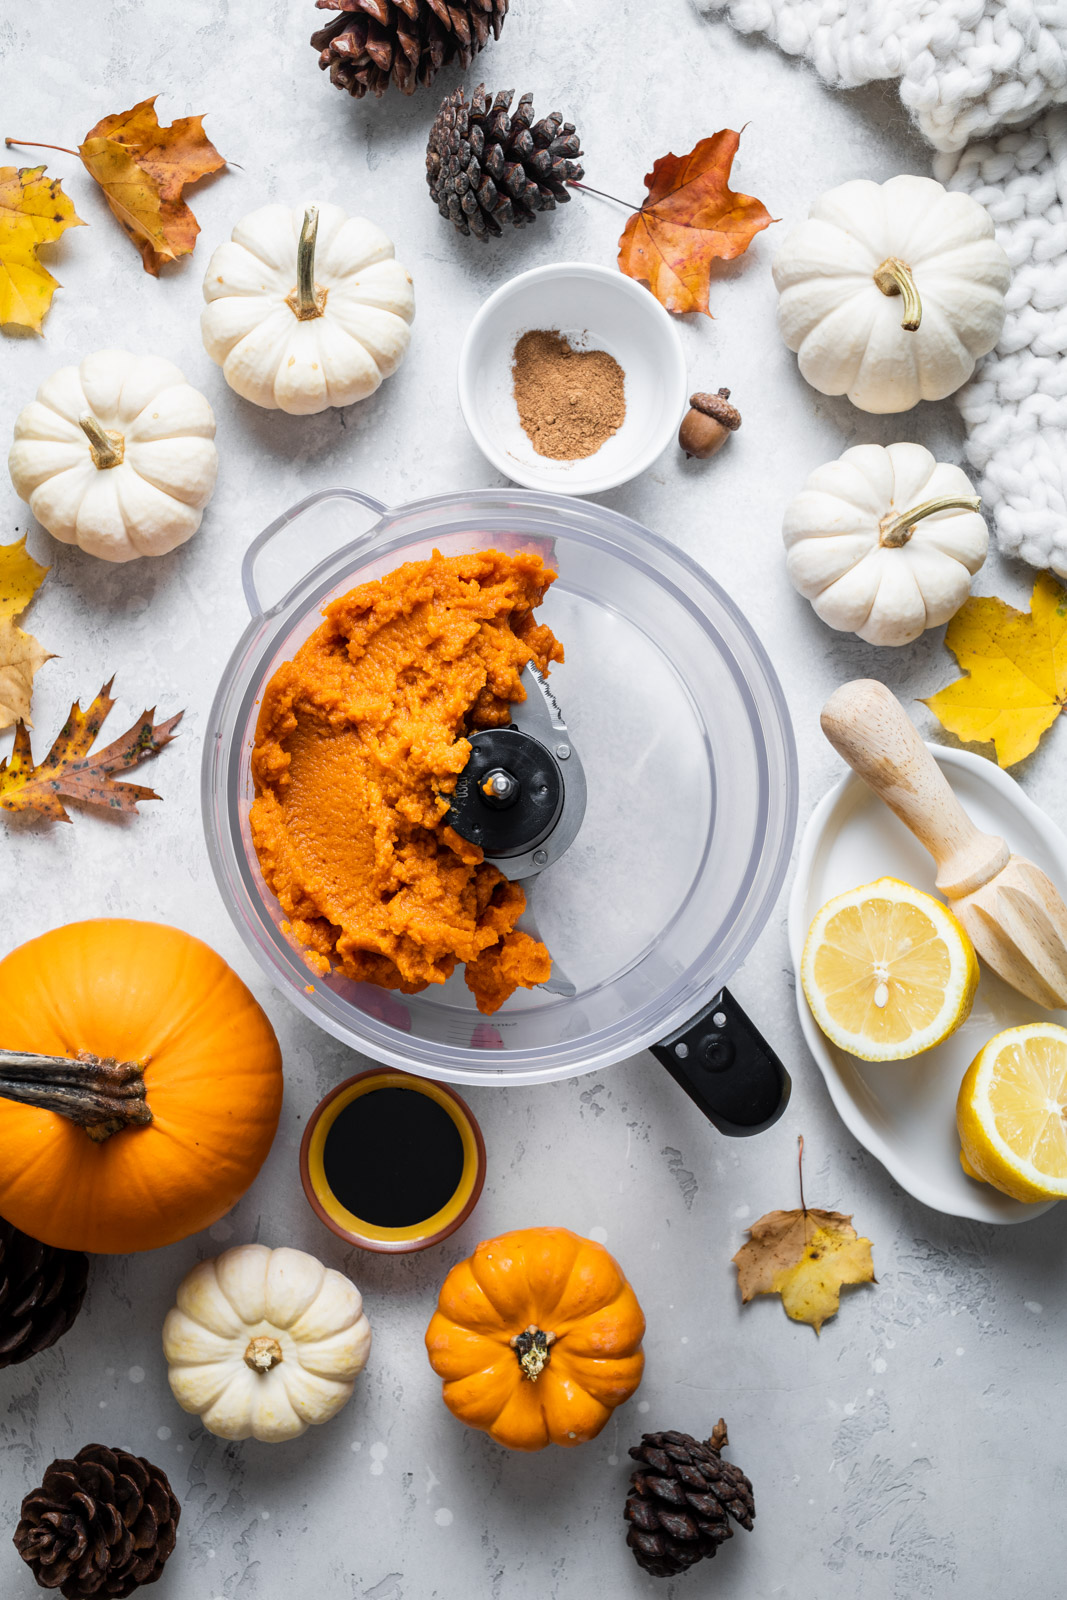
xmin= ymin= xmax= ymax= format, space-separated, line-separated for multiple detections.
xmin=250 ymin=550 xmax=564 ymax=1015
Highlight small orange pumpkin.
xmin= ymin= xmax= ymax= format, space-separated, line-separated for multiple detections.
xmin=0 ymin=920 xmax=283 ymax=1254
xmin=425 ymin=1226 xmax=645 ymax=1451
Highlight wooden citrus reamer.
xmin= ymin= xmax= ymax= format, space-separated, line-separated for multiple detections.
xmin=821 ymin=679 xmax=1067 ymax=1010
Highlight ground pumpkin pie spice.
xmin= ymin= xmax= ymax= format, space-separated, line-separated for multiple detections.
xmin=513 ymin=329 xmax=626 ymax=460
xmin=250 ymin=550 xmax=563 ymax=1015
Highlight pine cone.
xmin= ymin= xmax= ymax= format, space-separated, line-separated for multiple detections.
xmin=426 ymin=85 xmax=584 ymax=241
xmin=0 ymin=1218 xmax=88 ymax=1369
xmin=624 ymin=1422 xmax=755 ymax=1579
xmin=311 ymin=0 xmax=508 ymax=99
xmin=14 ymin=1445 xmax=180 ymax=1599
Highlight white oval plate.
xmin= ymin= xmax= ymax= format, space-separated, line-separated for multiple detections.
xmin=789 ymin=745 xmax=1065 ymax=1224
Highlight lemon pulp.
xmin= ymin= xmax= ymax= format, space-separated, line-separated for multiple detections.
xmin=801 ymin=878 xmax=978 ymax=1062
xmin=958 ymin=1024 xmax=1067 ymax=1202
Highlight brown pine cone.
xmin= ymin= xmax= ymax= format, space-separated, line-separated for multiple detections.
xmin=426 ymin=85 xmax=584 ymax=240
xmin=0 ymin=1218 xmax=89 ymax=1369
xmin=311 ymin=0 xmax=508 ymax=99
xmin=624 ymin=1422 xmax=755 ymax=1578
xmin=14 ymin=1445 xmax=180 ymax=1599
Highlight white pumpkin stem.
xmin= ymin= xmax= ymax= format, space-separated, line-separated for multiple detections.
xmin=245 ymin=1335 xmax=284 ymax=1373
xmin=873 ymin=257 xmax=922 ymax=332
xmin=79 ymin=414 xmax=125 ymax=470
xmin=879 ymin=494 xmax=982 ymax=548
xmin=509 ymin=1324 xmax=556 ymax=1381
xmin=286 ymin=207 xmax=328 ymax=321
xmin=0 ymin=1048 xmax=151 ymax=1141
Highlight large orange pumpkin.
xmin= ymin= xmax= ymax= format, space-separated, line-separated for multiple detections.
xmin=0 ymin=920 xmax=283 ymax=1254
xmin=425 ymin=1226 xmax=645 ymax=1451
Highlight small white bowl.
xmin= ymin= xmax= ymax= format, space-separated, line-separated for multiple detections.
xmin=457 ymin=263 xmax=688 ymax=495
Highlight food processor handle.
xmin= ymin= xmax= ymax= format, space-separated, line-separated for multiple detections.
xmin=650 ymin=988 xmax=791 ymax=1136
xmin=241 ymin=489 xmax=389 ymax=617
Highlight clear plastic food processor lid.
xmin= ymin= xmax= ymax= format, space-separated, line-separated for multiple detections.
xmin=203 ymin=488 xmax=798 ymax=1085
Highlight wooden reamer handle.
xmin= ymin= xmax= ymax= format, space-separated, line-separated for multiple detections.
xmin=820 ymin=679 xmax=1010 ymax=900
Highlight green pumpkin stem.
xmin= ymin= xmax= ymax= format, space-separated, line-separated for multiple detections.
xmin=879 ymin=494 xmax=982 ymax=548
xmin=0 ymin=1048 xmax=152 ymax=1141
xmin=79 ymin=414 xmax=124 ymax=470
xmin=287 ymin=206 xmax=328 ymax=321
xmin=873 ymin=257 xmax=923 ymax=332
xmin=510 ymin=1324 xmax=556 ymax=1381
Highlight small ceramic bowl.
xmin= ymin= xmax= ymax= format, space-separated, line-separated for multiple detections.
xmin=299 ymin=1069 xmax=486 ymax=1253
xmin=458 ymin=262 xmax=688 ymax=495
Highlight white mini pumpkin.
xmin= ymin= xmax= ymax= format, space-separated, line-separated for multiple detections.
xmin=8 ymin=349 xmax=218 ymax=562
xmin=162 ymin=1244 xmax=372 ymax=1444
xmin=772 ymin=175 xmax=1010 ymax=413
xmin=202 ymin=202 xmax=415 ymax=414
xmin=783 ymin=442 xmax=987 ymax=647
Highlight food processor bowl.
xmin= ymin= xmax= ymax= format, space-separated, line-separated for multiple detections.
xmin=203 ymin=488 xmax=798 ymax=1096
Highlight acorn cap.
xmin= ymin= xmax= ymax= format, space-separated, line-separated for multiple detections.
xmin=689 ymin=389 xmax=741 ymax=429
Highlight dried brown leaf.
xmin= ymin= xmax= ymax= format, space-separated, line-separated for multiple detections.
xmin=0 ymin=678 xmax=182 ymax=821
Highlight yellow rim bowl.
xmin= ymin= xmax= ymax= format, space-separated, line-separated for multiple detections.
xmin=299 ymin=1069 xmax=486 ymax=1252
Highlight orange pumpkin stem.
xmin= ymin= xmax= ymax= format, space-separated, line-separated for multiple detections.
xmin=509 ymin=1324 xmax=556 ymax=1381
xmin=0 ymin=1048 xmax=152 ymax=1142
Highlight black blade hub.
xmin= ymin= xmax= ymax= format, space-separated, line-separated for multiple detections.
xmin=446 ymin=727 xmax=564 ymax=858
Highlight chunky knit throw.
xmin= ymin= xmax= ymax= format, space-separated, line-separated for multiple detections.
xmin=696 ymin=0 xmax=1067 ymax=576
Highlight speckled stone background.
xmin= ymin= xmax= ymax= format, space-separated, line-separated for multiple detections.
xmin=2 ymin=2 xmax=1066 ymax=1597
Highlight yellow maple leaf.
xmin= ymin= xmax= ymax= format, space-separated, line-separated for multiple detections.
xmin=923 ymin=573 xmax=1067 ymax=768
xmin=733 ymin=1208 xmax=876 ymax=1333
xmin=77 ymin=137 xmax=171 ymax=268
xmin=0 ymin=536 xmax=52 ymax=729
xmin=732 ymin=1138 xmax=875 ymax=1334
xmin=0 ymin=165 xmax=84 ymax=331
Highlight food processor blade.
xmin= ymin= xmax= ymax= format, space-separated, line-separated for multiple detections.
xmin=445 ymin=665 xmax=587 ymax=880
xmin=444 ymin=663 xmax=585 ymax=999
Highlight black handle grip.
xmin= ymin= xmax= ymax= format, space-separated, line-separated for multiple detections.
xmin=650 ymin=987 xmax=790 ymax=1136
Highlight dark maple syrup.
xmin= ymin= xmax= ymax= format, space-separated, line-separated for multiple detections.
xmin=322 ymin=1087 xmax=465 ymax=1228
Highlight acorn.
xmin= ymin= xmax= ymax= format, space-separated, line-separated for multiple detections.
xmin=678 ymin=389 xmax=741 ymax=459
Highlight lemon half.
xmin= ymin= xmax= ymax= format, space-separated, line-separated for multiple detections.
xmin=801 ymin=877 xmax=979 ymax=1062
xmin=957 ymin=1024 xmax=1067 ymax=1202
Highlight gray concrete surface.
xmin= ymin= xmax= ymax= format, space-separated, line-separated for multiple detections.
xmin=1 ymin=2 xmax=1064 ymax=1596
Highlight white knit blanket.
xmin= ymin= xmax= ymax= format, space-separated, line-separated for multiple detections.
xmin=695 ymin=0 xmax=1067 ymax=576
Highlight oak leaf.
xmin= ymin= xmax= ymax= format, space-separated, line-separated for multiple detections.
xmin=0 ymin=679 xmax=182 ymax=822
xmin=78 ymin=97 xmax=225 ymax=275
xmin=923 ymin=574 xmax=1067 ymax=768
xmin=0 ymin=536 xmax=52 ymax=729
xmin=733 ymin=1208 xmax=875 ymax=1334
xmin=617 ymin=130 xmax=773 ymax=316
xmin=0 ymin=165 xmax=84 ymax=330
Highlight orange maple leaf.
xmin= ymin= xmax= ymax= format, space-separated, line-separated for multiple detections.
xmin=6 ymin=97 xmax=225 ymax=276
xmin=79 ymin=97 xmax=225 ymax=275
xmin=617 ymin=129 xmax=774 ymax=316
